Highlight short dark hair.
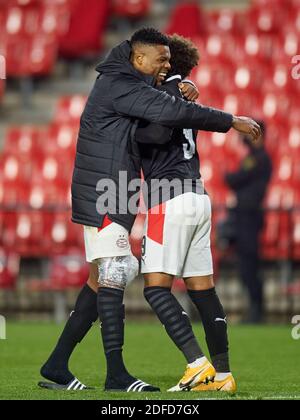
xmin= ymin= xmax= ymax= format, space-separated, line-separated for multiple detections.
xmin=168 ymin=34 xmax=199 ymax=79
xmin=130 ymin=27 xmax=170 ymax=48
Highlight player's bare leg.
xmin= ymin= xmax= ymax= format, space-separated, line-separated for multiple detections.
xmin=38 ymin=263 xmax=99 ymax=390
xmin=185 ymin=275 xmax=236 ymax=392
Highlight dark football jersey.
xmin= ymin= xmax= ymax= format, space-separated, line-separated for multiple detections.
xmin=135 ymin=75 xmax=205 ymax=209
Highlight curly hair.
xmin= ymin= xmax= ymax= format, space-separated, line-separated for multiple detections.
xmin=168 ymin=34 xmax=200 ymax=79
xmin=130 ymin=27 xmax=169 ymax=48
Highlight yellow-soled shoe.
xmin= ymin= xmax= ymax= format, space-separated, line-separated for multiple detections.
xmin=191 ymin=373 xmax=237 ymax=392
xmin=167 ymin=359 xmax=216 ymax=392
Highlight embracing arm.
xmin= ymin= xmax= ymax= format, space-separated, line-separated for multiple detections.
xmin=112 ymin=76 xmax=232 ymax=132
xmin=111 ymin=76 xmax=261 ymax=139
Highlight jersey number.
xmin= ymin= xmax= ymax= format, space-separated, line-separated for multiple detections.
xmin=182 ymin=129 xmax=195 ymax=160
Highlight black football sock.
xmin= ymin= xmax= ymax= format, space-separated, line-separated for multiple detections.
xmin=144 ymin=286 xmax=203 ymax=363
xmin=98 ymin=287 xmax=135 ymax=386
xmin=41 ymin=284 xmax=98 ymax=384
xmin=188 ymin=288 xmax=230 ymax=373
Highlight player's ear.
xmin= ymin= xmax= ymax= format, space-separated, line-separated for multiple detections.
xmin=135 ymin=52 xmax=145 ymax=66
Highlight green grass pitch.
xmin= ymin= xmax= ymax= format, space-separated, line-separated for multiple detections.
xmin=0 ymin=321 xmax=299 ymax=400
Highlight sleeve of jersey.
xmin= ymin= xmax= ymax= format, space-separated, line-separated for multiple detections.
xmin=111 ymin=77 xmax=233 ymax=133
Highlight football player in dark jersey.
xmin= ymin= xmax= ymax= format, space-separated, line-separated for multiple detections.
xmin=136 ymin=35 xmax=236 ymax=392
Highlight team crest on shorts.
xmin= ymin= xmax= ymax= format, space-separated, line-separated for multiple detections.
xmin=116 ymin=237 xmax=129 ymax=249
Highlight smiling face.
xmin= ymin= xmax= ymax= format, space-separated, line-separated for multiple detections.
xmin=131 ymin=44 xmax=171 ymax=85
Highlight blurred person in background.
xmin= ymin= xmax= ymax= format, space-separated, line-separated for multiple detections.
xmin=225 ymin=122 xmax=272 ymax=324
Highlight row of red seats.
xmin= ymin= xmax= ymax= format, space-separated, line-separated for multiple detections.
xmin=0 ymin=0 xmax=71 ymax=76
xmin=0 ymin=152 xmax=74 ymax=190
xmin=166 ymin=1 xmax=300 ymax=38
xmin=1 ymin=125 xmax=299 ymax=190
xmin=0 ymin=246 xmax=88 ymax=290
xmin=0 ymin=0 xmax=111 ymax=77
xmin=0 ymin=210 xmax=83 ymax=256
xmin=197 ymin=89 xmax=300 ymax=127
xmin=192 ymin=33 xmax=299 ymax=65
xmin=59 ymin=0 xmax=151 ymax=58
xmin=0 ymin=0 xmax=71 ymax=38
xmin=2 ymin=123 xmax=79 ymax=157
xmin=0 ymin=0 xmax=150 ymax=71
xmin=192 ymin=60 xmax=300 ymax=98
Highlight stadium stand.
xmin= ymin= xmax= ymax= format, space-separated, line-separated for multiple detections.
xmin=112 ymin=0 xmax=151 ymax=19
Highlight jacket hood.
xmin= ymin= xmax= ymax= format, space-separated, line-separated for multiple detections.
xmin=95 ymin=40 xmax=155 ymax=85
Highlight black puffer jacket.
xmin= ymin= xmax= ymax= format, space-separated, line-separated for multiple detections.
xmin=71 ymin=41 xmax=233 ymax=231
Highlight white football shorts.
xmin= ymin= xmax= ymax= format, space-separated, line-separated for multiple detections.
xmin=83 ymin=216 xmax=132 ymax=262
xmin=141 ymin=193 xmax=213 ymax=277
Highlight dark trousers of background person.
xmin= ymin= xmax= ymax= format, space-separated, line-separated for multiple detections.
xmin=235 ymin=209 xmax=264 ymax=323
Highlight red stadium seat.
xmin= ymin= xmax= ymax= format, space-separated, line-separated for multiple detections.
xmin=5 ymin=33 xmax=58 ymax=77
xmin=0 ymin=248 xmax=19 ymax=289
xmin=283 ymin=3 xmax=300 ymax=34
xmin=3 ymin=210 xmax=46 ymax=255
xmin=196 ymin=87 xmax=224 ymax=111
xmin=248 ymin=5 xmax=284 ymax=35
xmin=49 ymin=211 xmax=84 ymax=255
xmin=261 ymin=210 xmax=281 ymax=259
xmin=44 ymin=123 xmax=78 ymax=156
xmin=39 ymin=0 xmax=72 ymax=38
xmin=1 ymin=153 xmax=32 ymax=186
xmin=261 ymin=183 xmax=296 ymax=260
xmin=202 ymin=34 xmax=245 ymax=63
xmin=243 ymin=33 xmax=276 ymax=62
xmin=3 ymin=207 xmax=80 ymax=257
xmin=260 ymin=91 xmax=294 ymax=126
xmin=206 ymin=9 xmax=246 ymax=36
xmin=263 ymin=60 xmax=300 ymax=97
xmin=27 ymin=34 xmax=58 ymax=76
xmin=54 ymin=95 xmax=86 ymax=124
xmin=3 ymin=126 xmax=42 ymax=157
xmin=59 ymin=0 xmax=109 ymax=58
xmin=27 ymin=182 xmax=69 ymax=210
xmin=165 ymin=1 xmax=206 ymax=37
xmin=233 ymin=59 xmax=267 ymax=93
xmin=222 ymin=90 xmax=263 ymax=116
xmin=112 ymin=0 xmax=150 ymax=19
xmin=266 ymin=183 xmax=296 ymax=211
xmin=194 ymin=60 xmax=235 ymax=95
xmin=272 ymin=154 xmax=299 ymax=187
xmin=287 ymin=125 xmax=300 ymax=154
xmin=47 ymin=252 xmax=88 ymax=289
xmin=31 ymin=152 xmax=73 ymax=189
